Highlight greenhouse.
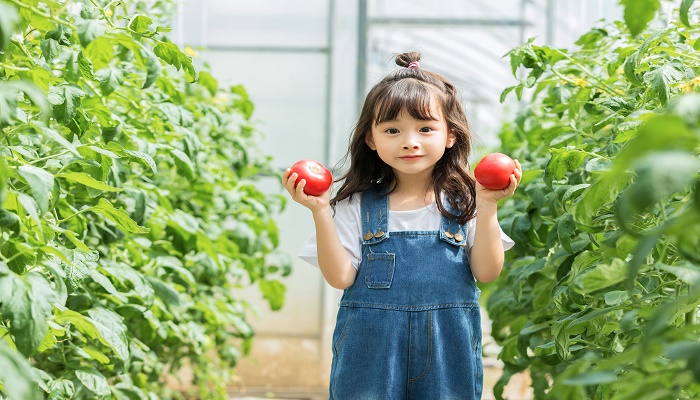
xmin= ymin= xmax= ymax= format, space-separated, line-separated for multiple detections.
xmin=0 ymin=0 xmax=699 ymax=399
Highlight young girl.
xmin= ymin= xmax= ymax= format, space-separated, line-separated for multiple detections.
xmin=283 ymin=52 xmax=521 ymax=400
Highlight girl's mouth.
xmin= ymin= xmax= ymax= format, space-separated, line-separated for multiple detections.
xmin=400 ymin=155 xmax=423 ymax=161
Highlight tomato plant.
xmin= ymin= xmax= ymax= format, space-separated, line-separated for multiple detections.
xmin=474 ymin=153 xmax=516 ymax=190
xmin=290 ymin=159 xmax=333 ymax=196
xmin=0 ymin=1 xmax=289 ymax=399
xmin=486 ymin=1 xmax=700 ymax=399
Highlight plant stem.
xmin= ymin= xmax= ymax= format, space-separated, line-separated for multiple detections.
xmin=82 ymin=79 xmax=107 ymax=107
xmin=551 ymin=48 xmax=618 ymax=96
xmin=89 ymin=0 xmax=116 ymax=28
xmin=5 ymin=0 xmax=76 ymax=30
xmin=57 ymin=208 xmax=90 ymax=224
xmin=1 ymin=127 xmax=17 ymax=159
xmin=29 ymin=150 xmax=72 ymax=165
xmin=9 ymin=39 xmax=37 ymax=67
xmin=0 ymin=63 xmax=30 ymax=72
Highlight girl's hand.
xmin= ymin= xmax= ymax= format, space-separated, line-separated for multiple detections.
xmin=282 ymin=168 xmax=332 ymax=214
xmin=475 ymin=159 xmax=522 ymax=204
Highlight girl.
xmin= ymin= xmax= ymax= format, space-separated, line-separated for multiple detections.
xmin=283 ymin=52 xmax=521 ymax=400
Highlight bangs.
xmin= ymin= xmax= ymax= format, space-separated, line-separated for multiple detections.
xmin=373 ymin=79 xmax=441 ymax=125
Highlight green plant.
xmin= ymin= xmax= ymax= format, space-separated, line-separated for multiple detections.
xmin=488 ymin=1 xmax=700 ymax=399
xmin=0 ymin=0 xmax=289 ymax=399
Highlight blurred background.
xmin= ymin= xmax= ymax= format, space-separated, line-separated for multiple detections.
xmin=171 ymin=1 xmax=624 ymax=398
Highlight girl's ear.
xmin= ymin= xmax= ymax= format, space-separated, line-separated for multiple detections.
xmin=365 ymin=133 xmax=377 ymax=150
xmin=446 ymin=129 xmax=457 ymax=148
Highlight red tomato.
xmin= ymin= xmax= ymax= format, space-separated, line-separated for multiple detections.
xmin=290 ymin=159 xmax=333 ymax=196
xmin=474 ymin=153 xmax=516 ymax=190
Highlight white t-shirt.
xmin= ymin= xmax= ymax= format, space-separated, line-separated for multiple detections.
xmin=298 ymin=193 xmax=515 ymax=269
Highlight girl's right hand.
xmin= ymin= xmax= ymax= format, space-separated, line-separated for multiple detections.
xmin=282 ymin=168 xmax=331 ymax=214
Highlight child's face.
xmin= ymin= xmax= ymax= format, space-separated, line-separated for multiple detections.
xmin=366 ymin=98 xmax=455 ymax=180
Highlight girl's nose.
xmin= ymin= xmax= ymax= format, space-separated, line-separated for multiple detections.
xmin=403 ymin=136 xmax=420 ymax=150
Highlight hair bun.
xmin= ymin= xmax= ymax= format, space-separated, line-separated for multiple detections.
xmin=396 ymin=52 xmax=421 ymax=68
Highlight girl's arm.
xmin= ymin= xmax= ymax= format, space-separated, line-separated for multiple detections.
xmin=469 ymin=160 xmax=522 ymax=283
xmin=469 ymin=201 xmax=505 ymax=282
xmin=311 ymin=206 xmax=358 ymax=289
xmin=283 ymin=169 xmax=358 ymax=289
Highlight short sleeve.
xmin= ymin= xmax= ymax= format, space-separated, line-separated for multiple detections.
xmin=298 ymin=195 xmax=363 ymax=269
xmin=465 ymin=214 xmax=515 ymax=251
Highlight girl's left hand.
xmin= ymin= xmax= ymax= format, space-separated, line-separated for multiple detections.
xmin=475 ymin=159 xmax=522 ymax=204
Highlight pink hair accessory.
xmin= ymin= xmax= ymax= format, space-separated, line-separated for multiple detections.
xmin=407 ymin=61 xmax=420 ymax=69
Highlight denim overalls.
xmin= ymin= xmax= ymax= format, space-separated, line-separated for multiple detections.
xmin=329 ymin=187 xmax=483 ymax=400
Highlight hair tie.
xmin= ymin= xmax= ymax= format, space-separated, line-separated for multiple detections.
xmin=407 ymin=61 xmax=420 ymax=69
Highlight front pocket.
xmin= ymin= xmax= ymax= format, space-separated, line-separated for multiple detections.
xmin=365 ymin=252 xmax=395 ymax=289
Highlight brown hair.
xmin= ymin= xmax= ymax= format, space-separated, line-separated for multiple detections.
xmin=331 ymin=51 xmax=477 ymax=224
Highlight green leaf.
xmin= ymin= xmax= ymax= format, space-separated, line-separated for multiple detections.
xmin=89 ymin=269 xmax=128 ymax=303
xmin=557 ymin=213 xmax=577 ymax=254
xmin=0 ymin=90 xmax=18 ymax=128
xmin=562 ymin=371 xmax=617 ymax=385
xmin=17 ymin=193 xmax=42 ymax=235
xmin=0 ymin=265 xmax=57 ymax=356
xmin=169 ymin=209 xmax=199 ymax=234
xmin=19 ymin=67 xmax=52 ymax=92
xmin=0 ymin=209 xmax=20 ymax=235
xmin=259 ymin=279 xmax=286 ymax=310
xmin=615 ymin=115 xmax=698 ymax=169
xmin=87 ymin=307 xmax=130 ymax=364
xmin=0 ymin=340 xmax=41 ymax=400
xmin=656 ymin=262 xmax=700 ymax=285
xmin=75 ymin=367 xmax=110 ymax=396
xmin=48 ymin=379 xmax=75 ymax=400
xmin=620 ymin=0 xmax=661 ymax=36
xmin=128 ymin=15 xmax=153 ymax=34
xmin=18 ymin=164 xmax=54 ymax=214
xmin=604 ymin=290 xmax=629 ymax=306
xmin=36 ymin=123 xmax=82 ymax=157
xmin=572 ymin=172 xmax=630 ymax=225
xmin=680 ymin=0 xmax=695 ymax=27
xmin=0 ymin=1 xmax=19 ymax=52
xmin=575 ymin=258 xmax=629 ymax=293
xmin=141 ymin=47 xmax=161 ymax=89
xmin=232 ymin=84 xmax=254 ymax=120
xmin=547 ymin=148 xmax=588 ymax=182
xmin=643 ymin=60 xmax=688 ymax=106
xmin=88 ymin=198 xmax=149 ymax=234
xmin=621 ymin=152 xmax=700 ymax=212
xmin=77 ymin=19 xmax=104 ymax=47
xmin=570 ymin=251 xmax=604 ymax=279
xmin=51 ymin=224 xmax=92 ymax=253
xmin=197 ymin=71 xmax=218 ymax=96
xmin=146 ymin=276 xmax=181 ymax=306
xmin=84 ymin=35 xmax=115 ymax=70
xmin=45 ymin=24 xmax=72 ymax=45
xmin=153 ymin=41 xmax=196 ymax=82
xmin=48 ymin=84 xmax=84 ymax=125
xmin=95 ymin=68 xmax=124 ymax=96
xmin=40 ymin=38 xmax=60 ymax=62
xmin=170 ymin=148 xmax=195 ymax=180
xmin=77 ymin=51 xmax=95 ymax=79
xmin=54 ymin=308 xmax=129 ymax=363
xmin=57 ymin=172 xmax=123 ymax=192
xmin=123 ymin=150 xmax=157 ymax=174
xmin=81 ymin=346 xmax=111 ymax=364
xmin=0 ymin=151 xmax=6 ymax=201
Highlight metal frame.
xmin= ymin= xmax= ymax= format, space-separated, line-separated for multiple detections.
xmin=356 ymin=0 xmax=535 ymax=113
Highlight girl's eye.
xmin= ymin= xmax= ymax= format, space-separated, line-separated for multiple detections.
xmin=385 ymin=128 xmax=399 ymax=134
xmin=420 ymin=127 xmax=434 ymax=133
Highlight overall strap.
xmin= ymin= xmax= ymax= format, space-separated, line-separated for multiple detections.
xmin=360 ymin=185 xmax=390 ymax=245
